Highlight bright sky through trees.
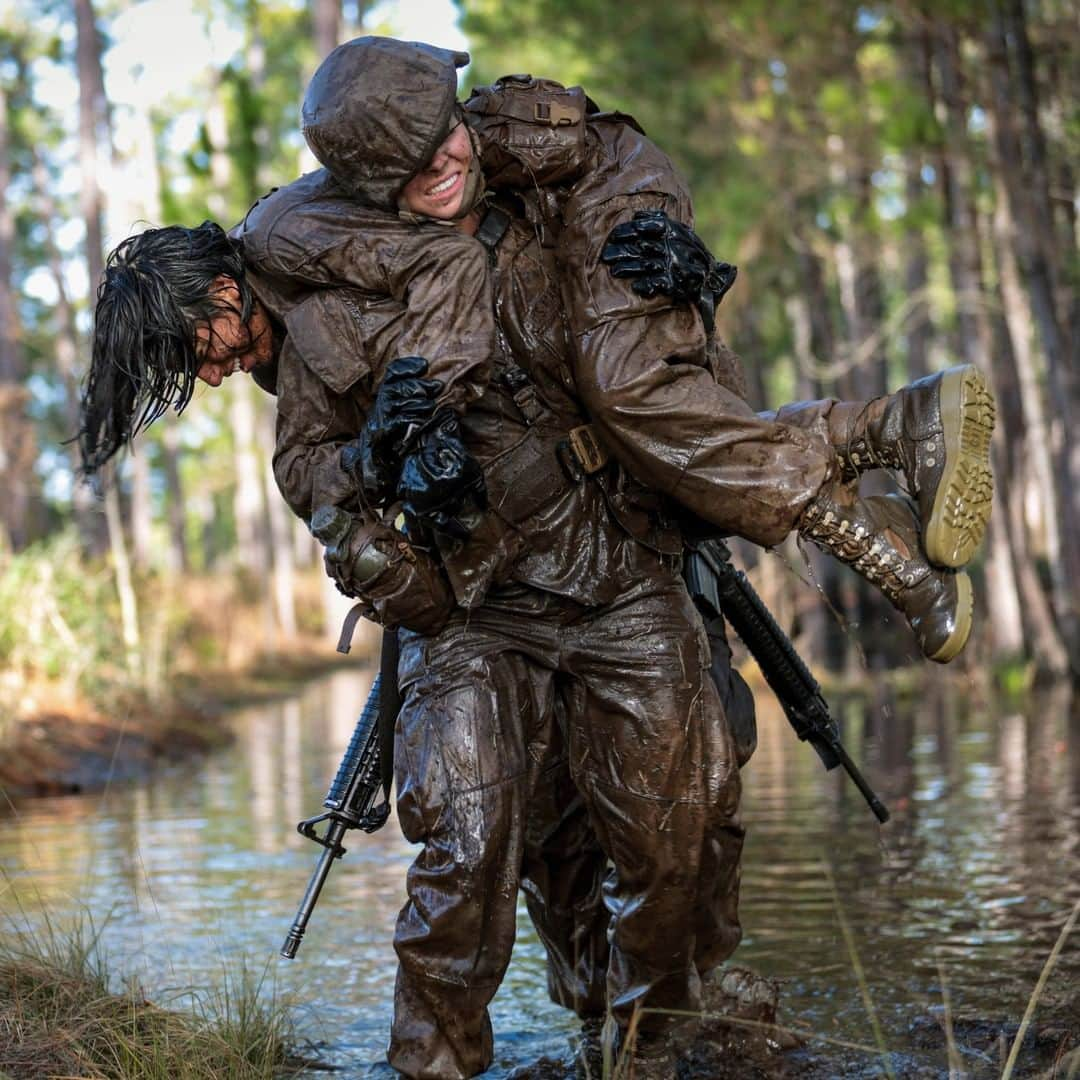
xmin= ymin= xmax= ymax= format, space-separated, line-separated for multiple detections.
xmin=15 ymin=0 xmax=466 ymax=306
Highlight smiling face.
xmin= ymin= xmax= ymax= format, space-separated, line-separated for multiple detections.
xmin=194 ymin=277 xmax=275 ymax=386
xmin=398 ymin=121 xmax=474 ymax=220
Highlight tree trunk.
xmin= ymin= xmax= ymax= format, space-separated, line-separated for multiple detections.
xmin=112 ymin=87 xmax=160 ymax=572
xmin=29 ymin=144 xmax=100 ymax=542
xmin=343 ymin=0 xmax=367 ymax=37
xmin=985 ymin=6 xmax=1080 ymax=672
xmin=75 ymin=0 xmax=105 ymax=291
xmin=258 ymin=408 xmax=297 ymax=639
xmin=1003 ymin=0 xmax=1065 ymax=314
xmin=786 ymin=243 xmax=849 ymax=673
xmin=984 ymin=99 xmax=1075 ymax=673
xmin=1002 ymin=4 xmax=1080 ymax=595
xmin=130 ymin=453 xmax=152 ymax=567
xmin=1041 ymin=44 xmax=1078 ymax=363
xmin=161 ymin=424 xmax=189 ymax=574
xmin=77 ymin=0 xmax=142 ymax=665
xmin=230 ymin=378 xmax=271 ymax=573
xmin=0 ymin=81 xmax=36 ymax=551
xmin=932 ymin=21 xmax=994 ymax=372
xmin=105 ymin=484 xmax=142 ymax=674
xmin=830 ymin=150 xmax=895 ymax=670
xmin=205 ymin=87 xmax=231 ymax=222
xmin=930 ymin=17 xmax=1032 ymax=668
xmin=901 ymin=22 xmax=935 ymax=381
xmin=230 ymin=379 xmax=275 ymax=645
xmin=244 ymin=0 xmax=269 ymax=204
xmin=903 ymin=159 xmax=932 ymax=381
xmin=312 ymin=0 xmax=342 ymax=61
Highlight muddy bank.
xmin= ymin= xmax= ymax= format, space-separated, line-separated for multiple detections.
xmin=0 ymin=643 xmax=364 ymax=801
xmin=508 ymin=1015 xmax=1080 ymax=1079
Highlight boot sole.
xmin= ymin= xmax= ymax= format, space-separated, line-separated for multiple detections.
xmin=927 ymin=570 xmax=973 ymax=663
xmin=925 ymin=366 xmax=996 ymax=568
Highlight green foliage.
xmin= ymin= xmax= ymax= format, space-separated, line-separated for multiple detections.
xmin=0 ymin=533 xmax=119 ymax=692
xmin=0 ymin=533 xmax=247 ymax=709
xmin=455 ymin=0 xmax=1011 ymax=400
xmin=994 ymin=656 xmax=1035 ymax=699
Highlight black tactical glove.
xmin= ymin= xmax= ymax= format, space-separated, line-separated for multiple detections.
xmin=397 ymin=410 xmax=487 ymax=542
xmin=341 ymin=356 xmax=444 ymax=507
xmin=601 ymin=210 xmax=738 ymax=333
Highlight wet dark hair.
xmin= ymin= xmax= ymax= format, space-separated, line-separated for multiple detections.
xmin=78 ymin=221 xmax=254 ymax=478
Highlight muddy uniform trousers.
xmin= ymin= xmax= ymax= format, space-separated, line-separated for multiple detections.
xmin=387 ymin=568 xmax=745 ymax=1079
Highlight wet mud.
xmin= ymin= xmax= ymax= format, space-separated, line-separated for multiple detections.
xmin=505 ymin=967 xmax=1080 ymax=1079
xmin=0 ymin=647 xmax=358 ymax=801
xmin=0 ymin=704 xmax=227 ymax=799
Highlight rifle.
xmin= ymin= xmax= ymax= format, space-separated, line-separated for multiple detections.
xmin=280 ymin=672 xmax=392 ymax=959
xmin=281 ymin=507 xmax=401 ymax=960
xmin=684 ymin=538 xmax=890 ymax=824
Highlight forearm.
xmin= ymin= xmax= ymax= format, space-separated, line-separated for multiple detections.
xmin=564 ymin=198 xmax=832 ymax=546
xmin=272 ymin=341 xmax=367 ymax=521
xmin=274 ymin=440 xmax=360 ymax=522
xmin=575 ymin=315 xmax=831 ymax=545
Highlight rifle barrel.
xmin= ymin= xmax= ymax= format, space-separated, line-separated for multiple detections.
xmin=280 ymin=818 xmax=347 ymax=959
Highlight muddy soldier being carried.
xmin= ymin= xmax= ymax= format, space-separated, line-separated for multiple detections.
xmin=80 ymin=36 xmax=996 ymax=1080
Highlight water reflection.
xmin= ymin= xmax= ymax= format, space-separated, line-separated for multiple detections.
xmin=738 ymin=675 xmax=1080 ymax=1068
xmin=1 ymin=669 xmax=1078 ymax=1077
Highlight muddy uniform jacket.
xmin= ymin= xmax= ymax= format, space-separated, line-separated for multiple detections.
xmin=234 ymin=170 xmax=681 ymax=609
xmin=463 ymin=77 xmax=832 ymax=549
xmin=238 ymin=81 xmax=834 ymax=620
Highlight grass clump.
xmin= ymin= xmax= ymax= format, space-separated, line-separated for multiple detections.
xmin=0 ymin=916 xmax=304 ymax=1080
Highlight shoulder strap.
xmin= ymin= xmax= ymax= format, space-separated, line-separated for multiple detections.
xmin=475 ymin=205 xmax=511 ymax=261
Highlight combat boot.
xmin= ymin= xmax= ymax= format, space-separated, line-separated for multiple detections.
xmin=574 ymin=1018 xmax=609 ymax=1079
xmin=798 ymin=482 xmax=973 ymax=663
xmin=778 ymin=365 xmax=996 ymax=569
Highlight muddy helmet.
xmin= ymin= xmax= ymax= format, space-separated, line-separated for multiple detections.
xmin=302 ymin=36 xmax=469 ymax=211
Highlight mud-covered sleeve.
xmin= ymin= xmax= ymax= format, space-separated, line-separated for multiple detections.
xmin=381 ymin=229 xmax=494 ymax=412
xmin=558 ymin=133 xmax=833 ymax=546
xmin=268 ymin=228 xmax=495 ymax=520
xmin=284 ymin=224 xmax=494 ymax=413
xmin=272 ymin=343 xmax=367 ymax=522
xmin=270 ymin=290 xmax=385 ymax=521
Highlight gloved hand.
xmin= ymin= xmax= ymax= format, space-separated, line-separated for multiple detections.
xmin=397 ymin=410 xmax=487 ymax=542
xmin=601 ymin=210 xmax=737 ymax=333
xmin=368 ymin=355 xmax=445 ymax=450
xmin=341 ymin=356 xmax=444 ymax=507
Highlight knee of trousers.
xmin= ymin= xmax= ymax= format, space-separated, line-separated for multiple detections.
xmin=392 ymin=776 xmax=527 ymax=992
xmin=393 ymin=653 xmax=543 ymax=847
xmin=591 ymin=783 xmax=740 ymax=954
xmin=392 ymin=664 xmax=547 ymax=991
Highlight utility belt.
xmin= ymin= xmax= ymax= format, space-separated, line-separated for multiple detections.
xmin=438 ymin=367 xmax=682 ymax=608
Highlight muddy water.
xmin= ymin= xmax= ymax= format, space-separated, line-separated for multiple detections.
xmin=2 ymin=667 xmax=1078 ymax=1078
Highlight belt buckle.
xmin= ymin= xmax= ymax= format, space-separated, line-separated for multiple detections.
xmin=568 ymin=425 xmax=607 ymax=475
